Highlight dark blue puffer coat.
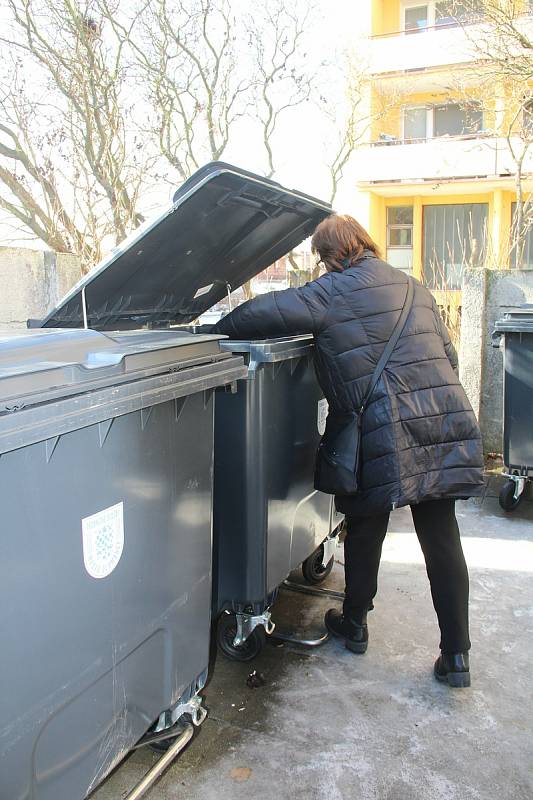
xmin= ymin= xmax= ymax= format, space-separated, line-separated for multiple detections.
xmin=213 ymin=253 xmax=484 ymax=516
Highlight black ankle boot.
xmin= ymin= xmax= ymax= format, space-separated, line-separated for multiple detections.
xmin=324 ymin=608 xmax=368 ymax=654
xmin=434 ymin=652 xmax=471 ymax=688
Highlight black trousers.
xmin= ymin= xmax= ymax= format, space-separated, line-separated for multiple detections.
xmin=343 ymin=498 xmax=470 ymax=653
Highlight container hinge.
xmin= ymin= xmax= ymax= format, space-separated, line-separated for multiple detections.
xmin=3 ymin=402 xmax=25 ymax=413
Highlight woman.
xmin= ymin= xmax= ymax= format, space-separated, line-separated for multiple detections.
xmin=213 ymin=214 xmax=484 ymax=688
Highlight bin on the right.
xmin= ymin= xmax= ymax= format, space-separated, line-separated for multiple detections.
xmin=493 ymin=306 xmax=533 ymax=511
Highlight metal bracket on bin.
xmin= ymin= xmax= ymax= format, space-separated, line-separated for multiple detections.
xmin=234 ymin=610 xmax=275 ymax=646
xmin=503 ymin=473 xmax=527 ymax=500
xmin=154 ymin=694 xmax=207 ymax=732
xmin=128 ymin=694 xmax=206 ymax=798
xmin=321 ymin=531 xmax=339 ymax=567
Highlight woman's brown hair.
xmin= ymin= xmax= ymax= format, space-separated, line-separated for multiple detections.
xmin=311 ymin=214 xmax=381 ymax=272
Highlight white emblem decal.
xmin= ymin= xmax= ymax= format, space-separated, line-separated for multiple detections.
xmin=82 ymin=502 xmax=124 ymax=579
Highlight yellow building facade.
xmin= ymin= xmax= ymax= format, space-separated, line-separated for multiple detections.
xmin=357 ymin=0 xmax=533 ymax=319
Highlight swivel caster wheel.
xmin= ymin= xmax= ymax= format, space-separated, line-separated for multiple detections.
xmin=216 ymin=612 xmax=266 ymax=661
xmin=499 ymin=478 xmax=525 ymax=512
xmin=302 ymin=543 xmax=334 ymax=585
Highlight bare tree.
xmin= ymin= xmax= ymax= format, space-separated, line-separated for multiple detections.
xmin=104 ymin=0 xmax=253 ymax=181
xmin=248 ymin=0 xmax=315 ymax=178
xmin=317 ymin=59 xmax=397 ymax=206
xmin=0 ymin=0 xmax=372 ymax=276
xmin=0 ymin=0 xmax=153 ymax=270
xmin=453 ymin=0 xmax=533 ymax=266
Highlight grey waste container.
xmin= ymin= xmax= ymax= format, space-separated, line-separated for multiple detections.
xmin=213 ymin=336 xmax=344 ymax=660
xmin=0 ymin=328 xmax=245 ymax=800
xmin=493 ymin=306 xmax=533 ymax=511
xmin=36 ymin=164 xmax=338 ymax=660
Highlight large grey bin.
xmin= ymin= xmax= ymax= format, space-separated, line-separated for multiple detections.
xmin=0 ymin=328 xmax=245 ymax=800
xmin=213 ymin=336 xmax=343 ymax=660
xmin=493 ymin=306 xmax=533 ymax=511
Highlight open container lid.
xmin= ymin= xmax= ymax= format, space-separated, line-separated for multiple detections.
xmin=40 ymin=162 xmax=331 ymax=331
xmin=494 ymin=305 xmax=533 ymax=334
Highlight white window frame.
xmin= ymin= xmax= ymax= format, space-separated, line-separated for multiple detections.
xmin=401 ymin=102 xmax=483 ymax=142
xmin=387 ymin=206 xmax=414 ymax=249
xmin=402 ymin=1 xmax=483 ymax=32
xmin=401 ymin=105 xmax=433 ymax=141
xmin=401 ymin=1 xmax=435 ymax=33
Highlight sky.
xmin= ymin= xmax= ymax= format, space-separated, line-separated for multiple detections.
xmin=0 ymin=1 xmax=371 ymax=252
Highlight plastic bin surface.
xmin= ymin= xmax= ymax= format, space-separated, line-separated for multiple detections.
xmin=0 ymin=329 xmax=245 ymax=800
xmin=213 ymin=336 xmax=341 ymax=613
xmin=494 ymin=307 xmax=533 ymax=474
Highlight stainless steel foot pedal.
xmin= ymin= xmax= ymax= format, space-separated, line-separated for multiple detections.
xmin=125 ymin=725 xmax=194 ymax=799
xmin=268 ymin=629 xmax=329 ymax=648
xmin=283 ymin=579 xmax=345 ymax=600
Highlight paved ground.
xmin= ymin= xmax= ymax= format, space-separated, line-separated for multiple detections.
xmin=94 ymin=480 xmax=533 ymax=800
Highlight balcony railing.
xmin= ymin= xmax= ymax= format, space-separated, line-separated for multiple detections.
xmin=354 ymin=135 xmax=533 ymax=184
xmin=368 ymin=14 xmax=533 ymax=75
xmin=367 ymin=23 xmax=479 ymax=74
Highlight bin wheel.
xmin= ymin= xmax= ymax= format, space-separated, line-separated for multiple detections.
xmin=216 ymin=612 xmax=266 ymax=661
xmin=499 ymin=479 xmax=525 ymax=512
xmin=302 ymin=544 xmax=334 ymax=585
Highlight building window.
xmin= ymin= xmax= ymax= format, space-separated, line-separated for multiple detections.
xmin=403 ymin=106 xmax=428 ymax=140
xmin=433 ymin=103 xmax=483 ymax=136
xmin=423 ymin=203 xmax=488 ymax=290
xmin=404 ymin=5 xmax=429 ymax=33
xmin=402 ymin=1 xmax=484 ymax=32
xmin=387 ymin=206 xmax=414 ymax=273
xmin=511 ymin=202 xmax=533 ymax=268
xmin=401 ymin=102 xmax=483 ymax=142
xmin=435 ymin=1 xmax=484 ymax=27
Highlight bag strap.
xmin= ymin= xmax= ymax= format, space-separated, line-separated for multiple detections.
xmin=360 ymin=277 xmax=414 ymax=414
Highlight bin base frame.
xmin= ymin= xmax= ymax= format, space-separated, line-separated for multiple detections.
xmin=219 ymin=529 xmax=345 ymax=655
xmin=126 ymin=725 xmax=194 ymax=800
xmin=127 ymin=693 xmax=207 ymax=798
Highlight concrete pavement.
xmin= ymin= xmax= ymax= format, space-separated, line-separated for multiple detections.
xmin=93 ymin=482 xmax=533 ymax=800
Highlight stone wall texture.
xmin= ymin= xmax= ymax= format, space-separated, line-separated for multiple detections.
xmin=0 ymin=247 xmax=81 ymax=329
xmin=460 ymin=268 xmax=533 ymax=455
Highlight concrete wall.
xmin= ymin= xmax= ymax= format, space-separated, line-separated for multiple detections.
xmin=0 ymin=247 xmax=82 ymax=329
xmin=460 ymin=268 xmax=533 ymax=455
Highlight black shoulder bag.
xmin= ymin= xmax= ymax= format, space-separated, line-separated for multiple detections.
xmin=314 ymin=277 xmax=415 ymax=496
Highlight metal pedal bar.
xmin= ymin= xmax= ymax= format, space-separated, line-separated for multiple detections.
xmin=282 ymin=579 xmax=345 ymax=600
xmin=269 ymin=629 xmax=329 ymax=648
xmin=124 ymin=724 xmax=194 ymax=800
xmin=132 ymin=721 xmax=188 ymax=750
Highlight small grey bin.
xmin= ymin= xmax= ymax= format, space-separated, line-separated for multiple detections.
xmin=213 ymin=336 xmax=344 ymax=660
xmin=493 ymin=306 xmax=533 ymax=511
